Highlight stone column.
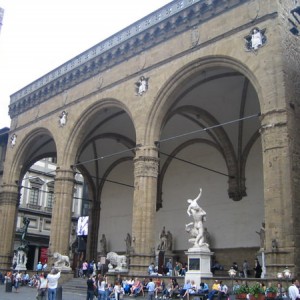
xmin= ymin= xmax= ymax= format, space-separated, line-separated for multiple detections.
xmin=0 ymin=183 xmax=20 ymax=270
xmin=130 ymin=146 xmax=159 ymax=275
xmin=260 ymin=110 xmax=299 ymax=277
xmin=48 ymin=168 xmax=75 ymax=263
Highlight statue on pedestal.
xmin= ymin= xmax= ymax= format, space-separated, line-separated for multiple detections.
xmin=256 ymin=222 xmax=265 ymax=250
xmin=157 ymin=226 xmax=168 ymax=250
xmin=125 ymin=233 xmax=133 ymax=254
xmin=185 ymin=188 xmax=210 ymax=250
xmin=15 ymin=217 xmax=31 ymax=270
xmin=99 ymin=234 xmax=107 ymax=254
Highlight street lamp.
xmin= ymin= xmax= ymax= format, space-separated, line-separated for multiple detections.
xmin=283 ymin=268 xmax=291 ymax=290
xmin=277 ymin=268 xmax=291 ymax=297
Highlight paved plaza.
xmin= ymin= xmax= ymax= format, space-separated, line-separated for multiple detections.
xmin=0 ymin=284 xmax=86 ymax=300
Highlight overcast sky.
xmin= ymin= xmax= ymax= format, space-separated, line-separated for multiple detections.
xmin=0 ymin=0 xmax=171 ymax=129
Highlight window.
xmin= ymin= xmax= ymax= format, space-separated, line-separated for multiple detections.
xmin=30 ymin=187 xmax=39 ymax=205
xmin=47 ymin=191 xmax=54 ymax=208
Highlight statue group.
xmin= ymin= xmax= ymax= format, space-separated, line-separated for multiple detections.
xmin=157 ymin=226 xmax=173 ymax=251
xmin=185 ymin=188 xmax=210 ymax=250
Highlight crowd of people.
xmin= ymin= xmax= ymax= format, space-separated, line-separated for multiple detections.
xmin=148 ymin=261 xmax=188 ymax=277
xmin=1 ymin=268 xmax=61 ymax=300
xmin=83 ymin=272 xmax=300 ymax=300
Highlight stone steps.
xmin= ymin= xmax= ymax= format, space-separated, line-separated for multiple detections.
xmin=62 ymin=277 xmax=87 ymax=295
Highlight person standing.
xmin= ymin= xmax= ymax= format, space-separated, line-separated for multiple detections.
xmin=253 ymin=259 xmax=262 ymax=278
xmin=243 ymin=260 xmax=249 ymax=278
xmin=36 ymin=261 xmax=43 ymax=273
xmin=166 ymin=259 xmax=173 ymax=276
xmin=82 ymin=260 xmax=89 ymax=278
xmin=36 ymin=272 xmax=48 ymax=300
xmin=288 ymin=279 xmax=300 ymax=300
xmin=47 ymin=269 xmax=61 ymax=300
xmin=13 ymin=271 xmax=21 ymax=293
xmin=97 ymin=274 xmax=107 ymax=300
xmin=87 ymin=274 xmax=96 ymax=300
xmin=146 ymin=278 xmax=156 ymax=300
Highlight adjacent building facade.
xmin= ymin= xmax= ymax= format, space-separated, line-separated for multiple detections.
xmin=0 ymin=0 xmax=300 ymax=277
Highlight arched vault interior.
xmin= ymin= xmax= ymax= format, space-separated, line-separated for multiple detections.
xmin=155 ymin=66 xmax=263 ymax=251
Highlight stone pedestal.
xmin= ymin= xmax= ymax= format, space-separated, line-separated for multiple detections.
xmin=15 ymin=249 xmax=27 ymax=271
xmin=185 ymin=249 xmax=213 ymax=287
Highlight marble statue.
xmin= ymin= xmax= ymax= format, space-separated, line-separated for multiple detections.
xmin=59 ymin=111 xmax=68 ymax=127
xmin=53 ymin=252 xmax=71 ymax=270
xmin=256 ymin=222 xmax=265 ymax=250
xmin=10 ymin=133 xmax=17 ymax=148
xmin=125 ymin=233 xmax=132 ymax=254
xmin=166 ymin=230 xmax=173 ymax=251
xmin=251 ymin=28 xmax=263 ymax=50
xmin=157 ymin=226 xmax=168 ymax=250
xmin=185 ymin=188 xmax=210 ymax=250
xmin=106 ymin=251 xmax=128 ymax=272
xmin=135 ymin=76 xmax=148 ymax=96
xmin=99 ymin=234 xmax=107 ymax=254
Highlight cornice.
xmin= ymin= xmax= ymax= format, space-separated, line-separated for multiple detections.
xmin=9 ymin=0 xmax=248 ymax=118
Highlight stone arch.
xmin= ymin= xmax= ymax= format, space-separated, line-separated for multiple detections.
xmin=145 ymin=55 xmax=262 ymax=205
xmin=7 ymin=127 xmax=57 ymax=184
xmin=61 ymin=98 xmax=136 ymax=257
xmin=145 ymin=55 xmax=262 ymax=145
xmin=63 ymin=98 xmax=136 ymax=166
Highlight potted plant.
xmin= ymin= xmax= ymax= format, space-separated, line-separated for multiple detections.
xmin=235 ymin=284 xmax=250 ymax=299
xmin=265 ymin=286 xmax=277 ymax=299
xmin=249 ymin=283 xmax=265 ymax=300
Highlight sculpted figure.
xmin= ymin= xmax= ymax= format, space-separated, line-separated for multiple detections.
xmin=256 ymin=222 xmax=265 ymax=250
xmin=125 ymin=233 xmax=132 ymax=254
xmin=53 ymin=252 xmax=71 ymax=270
xmin=251 ymin=28 xmax=262 ymax=50
xmin=100 ymin=234 xmax=107 ymax=254
xmin=106 ymin=251 xmax=127 ymax=271
xmin=186 ymin=188 xmax=209 ymax=249
xmin=167 ymin=231 xmax=173 ymax=251
xmin=135 ymin=76 xmax=148 ymax=96
xmin=157 ymin=226 xmax=168 ymax=250
xmin=59 ymin=111 xmax=68 ymax=127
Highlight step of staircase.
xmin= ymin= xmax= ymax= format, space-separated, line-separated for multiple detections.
xmin=62 ymin=277 xmax=87 ymax=295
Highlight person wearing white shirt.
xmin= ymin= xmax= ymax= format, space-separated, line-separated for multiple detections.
xmin=289 ymin=279 xmax=300 ymax=300
xmin=47 ymin=269 xmax=61 ymax=300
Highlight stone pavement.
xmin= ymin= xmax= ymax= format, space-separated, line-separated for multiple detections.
xmin=0 ymin=283 xmax=87 ymax=300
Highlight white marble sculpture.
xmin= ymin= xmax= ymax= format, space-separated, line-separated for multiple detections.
xmin=185 ymin=188 xmax=210 ymax=251
xmin=15 ymin=249 xmax=28 ymax=271
xmin=53 ymin=252 xmax=71 ymax=270
xmin=106 ymin=251 xmax=128 ymax=272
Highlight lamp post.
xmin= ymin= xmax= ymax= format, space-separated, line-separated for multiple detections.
xmin=228 ymin=267 xmax=237 ymax=299
xmin=283 ymin=268 xmax=291 ymax=290
xmin=277 ymin=268 xmax=291 ymax=298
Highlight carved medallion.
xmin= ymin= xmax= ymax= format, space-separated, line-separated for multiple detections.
xmin=244 ymin=27 xmax=267 ymax=53
xmin=10 ymin=133 xmax=17 ymax=148
xmin=58 ymin=111 xmax=68 ymax=127
xmin=135 ymin=76 xmax=149 ymax=96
